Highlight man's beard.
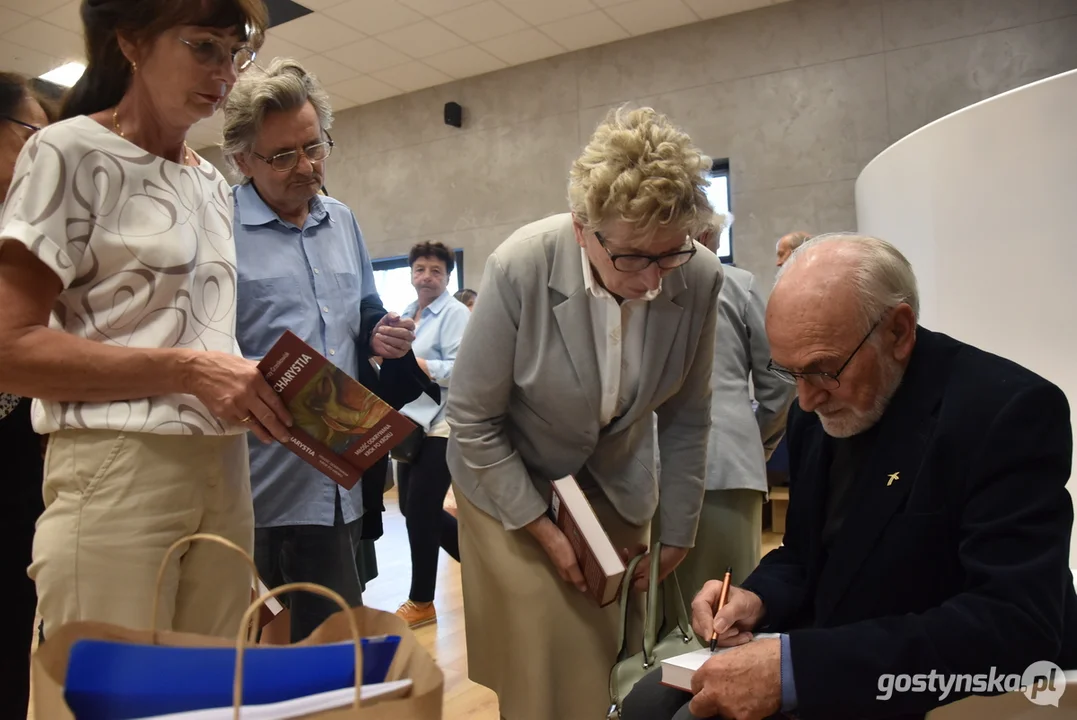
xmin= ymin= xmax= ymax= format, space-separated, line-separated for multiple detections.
xmin=817 ymin=355 xmax=905 ymax=438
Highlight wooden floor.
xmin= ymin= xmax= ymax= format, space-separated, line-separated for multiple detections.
xmin=361 ymin=490 xmax=783 ymax=719
xmin=27 ymin=489 xmax=783 ymax=719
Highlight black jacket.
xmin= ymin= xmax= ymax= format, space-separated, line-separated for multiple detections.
xmin=355 ymin=296 xmax=439 ymax=540
xmin=742 ymin=326 xmax=1077 ymax=719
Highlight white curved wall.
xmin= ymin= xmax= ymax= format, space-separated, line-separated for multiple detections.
xmin=856 ymin=69 xmax=1077 ymax=564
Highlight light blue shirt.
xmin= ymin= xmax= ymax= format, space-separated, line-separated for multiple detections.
xmin=399 ymin=290 xmax=470 ymax=430
xmin=233 ymin=183 xmax=380 ymax=528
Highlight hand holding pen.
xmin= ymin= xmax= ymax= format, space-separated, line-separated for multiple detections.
xmin=709 ymin=567 xmax=732 ymax=651
xmin=690 ymin=569 xmax=767 ymax=650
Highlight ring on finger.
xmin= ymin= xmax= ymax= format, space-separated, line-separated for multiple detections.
xmin=239 ymin=414 xmax=252 ymax=423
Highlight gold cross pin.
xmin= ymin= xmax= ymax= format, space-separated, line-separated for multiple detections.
xmin=887 ymin=472 xmax=900 ymax=486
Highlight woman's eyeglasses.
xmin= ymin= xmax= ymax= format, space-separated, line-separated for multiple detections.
xmin=179 ymin=37 xmax=256 ymax=73
xmin=2 ymin=115 xmax=42 ymax=134
xmin=594 ymin=231 xmax=697 ymax=272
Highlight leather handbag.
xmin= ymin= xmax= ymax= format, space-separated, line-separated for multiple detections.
xmin=389 ymin=425 xmax=425 ymax=464
xmin=607 ymin=542 xmax=702 ymax=719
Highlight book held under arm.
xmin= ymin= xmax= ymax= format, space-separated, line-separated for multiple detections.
xmin=549 ymin=475 xmax=627 ymax=607
xmin=257 ymin=331 xmax=416 ymax=489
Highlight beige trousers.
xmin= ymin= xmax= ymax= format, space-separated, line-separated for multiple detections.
xmin=29 ymin=430 xmax=255 ymax=639
xmin=455 ymin=486 xmax=650 ymax=720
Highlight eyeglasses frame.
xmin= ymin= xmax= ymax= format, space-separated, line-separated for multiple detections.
xmin=766 ymin=313 xmax=888 ymax=389
xmin=593 ymin=230 xmax=697 ymax=273
xmin=178 ymin=36 xmax=257 ymax=73
xmin=250 ymin=133 xmax=335 ymax=173
xmin=1 ymin=115 xmax=41 ymax=134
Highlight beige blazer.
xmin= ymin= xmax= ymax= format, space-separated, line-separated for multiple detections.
xmin=445 ymin=213 xmax=724 ymax=548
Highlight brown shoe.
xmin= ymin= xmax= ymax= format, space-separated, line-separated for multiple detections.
xmin=395 ymin=599 xmax=437 ymax=628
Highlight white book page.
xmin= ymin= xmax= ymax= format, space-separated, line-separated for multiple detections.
xmin=665 ymin=633 xmax=782 ymax=672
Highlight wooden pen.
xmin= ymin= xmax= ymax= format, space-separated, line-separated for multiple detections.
xmin=709 ymin=566 xmax=733 ymax=652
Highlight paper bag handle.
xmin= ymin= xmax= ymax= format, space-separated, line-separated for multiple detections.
xmin=152 ymin=533 xmax=261 ymax=645
xmin=234 ymin=581 xmax=364 ymax=718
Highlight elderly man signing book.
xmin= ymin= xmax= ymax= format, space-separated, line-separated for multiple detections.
xmin=622 ymin=233 xmax=1077 ymax=720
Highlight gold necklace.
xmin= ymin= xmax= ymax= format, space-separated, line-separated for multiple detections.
xmin=112 ymin=107 xmax=192 ymax=166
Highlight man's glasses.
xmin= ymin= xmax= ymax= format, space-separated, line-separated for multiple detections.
xmin=180 ymin=37 xmax=256 ymax=73
xmin=594 ymin=230 xmax=697 ymax=272
xmin=2 ymin=115 xmax=41 ymax=134
xmin=767 ymin=315 xmax=886 ymax=390
xmin=251 ymin=136 xmax=334 ymax=172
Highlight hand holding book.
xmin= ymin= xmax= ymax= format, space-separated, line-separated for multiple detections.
xmin=525 ymin=515 xmax=589 ymax=593
xmin=183 ymin=350 xmax=293 ymax=444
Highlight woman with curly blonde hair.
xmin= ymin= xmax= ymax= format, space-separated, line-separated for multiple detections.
xmin=445 ymin=106 xmax=725 ymax=720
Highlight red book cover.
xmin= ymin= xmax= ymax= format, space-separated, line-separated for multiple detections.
xmin=257 ymin=331 xmax=417 ymax=490
xmin=550 ymin=475 xmax=626 ymax=607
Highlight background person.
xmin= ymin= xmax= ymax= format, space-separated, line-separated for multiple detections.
xmin=670 ymin=212 xmax=794 ymax=617
xmin=454 ymin=287 xmax=477 ymax=311
xmin=0 ymin=68 xmax=53 ymax=720
xmin=775 ymin=230 xmax=811 ymax=267
xmin=394 ymin=241 xmax=469 ymax=629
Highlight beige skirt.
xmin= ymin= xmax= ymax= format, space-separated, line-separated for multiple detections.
xmin=455 ymin=486 xmax=649 ymax=720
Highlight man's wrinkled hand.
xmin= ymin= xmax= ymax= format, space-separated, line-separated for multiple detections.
xmin=688 ymin=637 xmax=782 ymax=720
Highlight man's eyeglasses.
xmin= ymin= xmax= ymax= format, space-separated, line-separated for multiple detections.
xmin=180 ymin=37 xmax=256 ymax=73
xmin=251 ymin=136 xmax=334 ymax=172
xmin=594 ymin=230 xmax=697 ymax=272
xmin=2 ymin=115 xmax=42 ymax=134
xmin=767 ymin=315 xmax=886 ymax=390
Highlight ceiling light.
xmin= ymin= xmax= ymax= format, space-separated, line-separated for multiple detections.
xmin=39 ymin=62 xmax=86 ymax=88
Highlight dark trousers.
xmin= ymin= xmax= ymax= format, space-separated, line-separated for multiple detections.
xmin=0 ymin=399 xmax=44 ymax=716
xmin=396 ymin=436 xmax=459 ymax=603
xmin=254 ymin=494 xmax=364 ymax=643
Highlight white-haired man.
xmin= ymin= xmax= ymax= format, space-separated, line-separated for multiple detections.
xmin=623 ymin=233 xmax=1077 ymax=719
xmin=222 ymin=58 xmax=415 ymax=642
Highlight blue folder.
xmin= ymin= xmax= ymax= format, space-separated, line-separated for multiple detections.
xmin=64 ymin=635 xmax=401 ymax=720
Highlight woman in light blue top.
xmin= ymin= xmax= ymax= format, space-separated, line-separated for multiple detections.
xmin=393 ymin=241 xmax=470 ymax=628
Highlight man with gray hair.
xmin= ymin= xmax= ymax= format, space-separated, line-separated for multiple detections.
xmin=623 ymin=233 xmax=1077 ymax=719
xmin=775 ymin=230 xmax=811 ymax=268
xmin=223 ymin=58 xmax=415 ymax=642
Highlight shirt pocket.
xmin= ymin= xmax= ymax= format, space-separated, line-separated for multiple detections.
xmin=332 ymin=272 xmax=362 ymax=338
xmin=236 ymin=276 xmax=302 ymax=356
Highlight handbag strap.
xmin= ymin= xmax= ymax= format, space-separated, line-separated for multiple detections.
xmin=614 ymin=551 xmax=647 ymax=662
xmin=642 ymin=541 xmax=663 ymax=662
xmin=615 ymin=542 xmax=696 ymax=662
xmin=666 ymin=568 xmax=694 ymax=640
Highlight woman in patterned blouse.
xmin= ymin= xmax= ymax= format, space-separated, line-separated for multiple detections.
xmin=0 ymin=0 xmax=289 ymax=645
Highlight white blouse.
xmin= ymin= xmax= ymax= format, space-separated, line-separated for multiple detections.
xmin=0 ymin=116 xmax=245 ymax=436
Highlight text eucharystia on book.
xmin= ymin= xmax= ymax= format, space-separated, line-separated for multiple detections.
xmin=258 ymin=331 xmax=416 ymax=490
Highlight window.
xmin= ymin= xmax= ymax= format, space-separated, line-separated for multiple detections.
xmin=371 ymin=250 xmax=464 ymax=315
xmin=705 ymin=159 xmax=733 ymax=264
